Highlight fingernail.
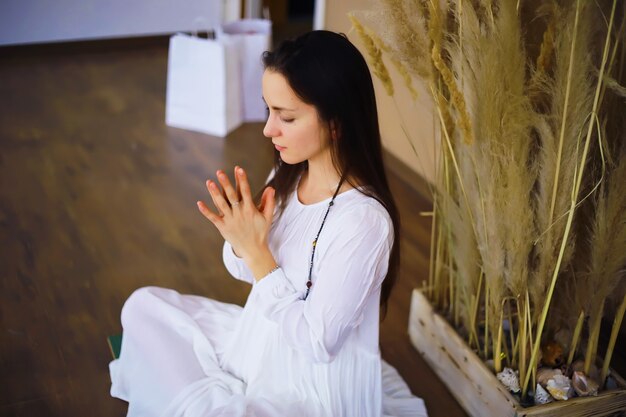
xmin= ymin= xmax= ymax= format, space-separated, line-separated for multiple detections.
xmin=238 ymin=167 xmax=244 ymax=175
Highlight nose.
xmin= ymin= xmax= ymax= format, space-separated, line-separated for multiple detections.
xmin=263 ymin=115 xmax=279 ymax=138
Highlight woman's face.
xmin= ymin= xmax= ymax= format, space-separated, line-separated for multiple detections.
xmin=262 ymin=70 xmax=331 ymax=165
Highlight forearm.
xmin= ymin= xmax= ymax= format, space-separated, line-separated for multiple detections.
xmin=252 ymin=269 xmax=364 ymax=363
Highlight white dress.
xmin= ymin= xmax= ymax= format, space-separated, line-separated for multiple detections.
xmin=109 ymin=186 xmax=428 ymax=417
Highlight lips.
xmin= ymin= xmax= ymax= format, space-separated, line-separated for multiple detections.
xmin=273 ymin=144 xmax=286 ymax=152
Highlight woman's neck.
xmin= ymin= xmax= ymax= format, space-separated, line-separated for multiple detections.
xmin=298 ymin=154 xmax=352 ymax=205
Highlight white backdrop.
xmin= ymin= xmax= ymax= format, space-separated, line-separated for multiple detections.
xmin=0 ymin=0 xmax=241 ymax=46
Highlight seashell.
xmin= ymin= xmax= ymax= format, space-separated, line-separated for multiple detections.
xmin=534 ymin=383 xmax=553 ymax=405
xmin=542 ymin=341 xmax=564 ymax=367
xmin=572 ymin=360 xmax=600 ymax=382
xmin=497 ymin=367 xmax=520 ymax=393
xmin=572 ymin=371 xmax=599 ymax=397
xmin=537 ymin=368 xmax=562 ymax=387
xmin=546 ymin=374 xmax=574 ymax=401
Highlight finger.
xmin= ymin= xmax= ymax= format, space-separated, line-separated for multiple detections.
xmin=234 ymin=166 xmax=243 ymax=204
xmin=258 ymin=188 xmax=267 ymax=212
xmin=262 ymin=187 xmax=275 ymax=224
xmin=258 ymin=186 xmax=270 ymax=212
xmin=216 ymin=170 xmax=240 ymax=206
xmin=196 ymin=200 xmax=223 ymax=226
xmin=236 ymin=167 xmax=254 ymax=206
xmin=206 ymin=180 xmax=231 ymax=216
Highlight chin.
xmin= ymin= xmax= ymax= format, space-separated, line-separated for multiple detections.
xmin=279 ymin=154 xmax=305 ymax=165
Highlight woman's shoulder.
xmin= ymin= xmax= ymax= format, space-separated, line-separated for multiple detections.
xmin=333 ymin=190 xmax=393 ymax=232
xmin=313 ymin=191 xmax=394 ymax=253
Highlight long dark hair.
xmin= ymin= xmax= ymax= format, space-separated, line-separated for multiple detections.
xmin=262 ymin=30 xmax=400 ymax=318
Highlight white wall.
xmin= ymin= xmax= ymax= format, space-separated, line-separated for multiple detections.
xmin=324 ymin=0 xmax=437 ymax=183
xmin=0 ymin=0 xmax=241 ymax=46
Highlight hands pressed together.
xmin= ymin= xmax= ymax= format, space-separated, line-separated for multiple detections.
xmin=197 ymin=166 xmax=278 ymax=281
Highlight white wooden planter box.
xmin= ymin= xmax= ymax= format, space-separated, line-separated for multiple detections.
xmin=408 ymin=289 xmax=626 ymax=417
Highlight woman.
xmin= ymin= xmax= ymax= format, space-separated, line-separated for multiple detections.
xmin=110 ymin=30 xmax=428 ymax=417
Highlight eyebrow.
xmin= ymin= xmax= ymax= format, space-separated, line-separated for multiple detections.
xmin=262 ymin=97 xmax=296 ymax=112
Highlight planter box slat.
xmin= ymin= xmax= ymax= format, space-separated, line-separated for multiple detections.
xmin=408 ymin=289 xmax=626 ymax=417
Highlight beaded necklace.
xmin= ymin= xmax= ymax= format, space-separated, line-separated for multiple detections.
xmin=303 ymin=176 xmax=346 ymax=300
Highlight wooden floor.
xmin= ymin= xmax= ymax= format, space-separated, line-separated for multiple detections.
xmin=0 ymin=37 xmax=466 ymax=417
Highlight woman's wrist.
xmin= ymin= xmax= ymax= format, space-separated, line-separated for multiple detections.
xmin=243 ymin=246 xmax=278 ymax=281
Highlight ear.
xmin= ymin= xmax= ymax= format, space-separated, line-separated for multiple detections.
xmin=330 ymin=120 xmax=339 ymax=141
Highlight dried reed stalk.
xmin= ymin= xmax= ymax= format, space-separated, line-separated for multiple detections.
xmin=567 ymin=310 xmax=585 ymax=366
xmin=602 ymin=294 xmax=626 ymax=385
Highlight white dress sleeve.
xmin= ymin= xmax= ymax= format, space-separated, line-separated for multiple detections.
xmin=251 ymin=204 xmax=392 ymax=363
xmin=222 ymin=241 xmax=255 ymax=285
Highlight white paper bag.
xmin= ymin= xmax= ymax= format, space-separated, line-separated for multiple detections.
xmin=217 ymin=19 xmax=272 ymax=122
xmin=165 ymin=33 xmax=242 ymax=137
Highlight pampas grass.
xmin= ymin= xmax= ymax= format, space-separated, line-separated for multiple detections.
xmin=446 ymin=0 xmax=537 ymax=372
xmin=353 ymin=0 xmax=625 ymax=404
xmin=585 ymin=140 xmax=626 ymax=375
xmin=349 ymin=14 xmax=394 ymax=96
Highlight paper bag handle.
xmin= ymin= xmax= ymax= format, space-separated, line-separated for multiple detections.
xmin=191 ymin=16 xmax=214 ymax=39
